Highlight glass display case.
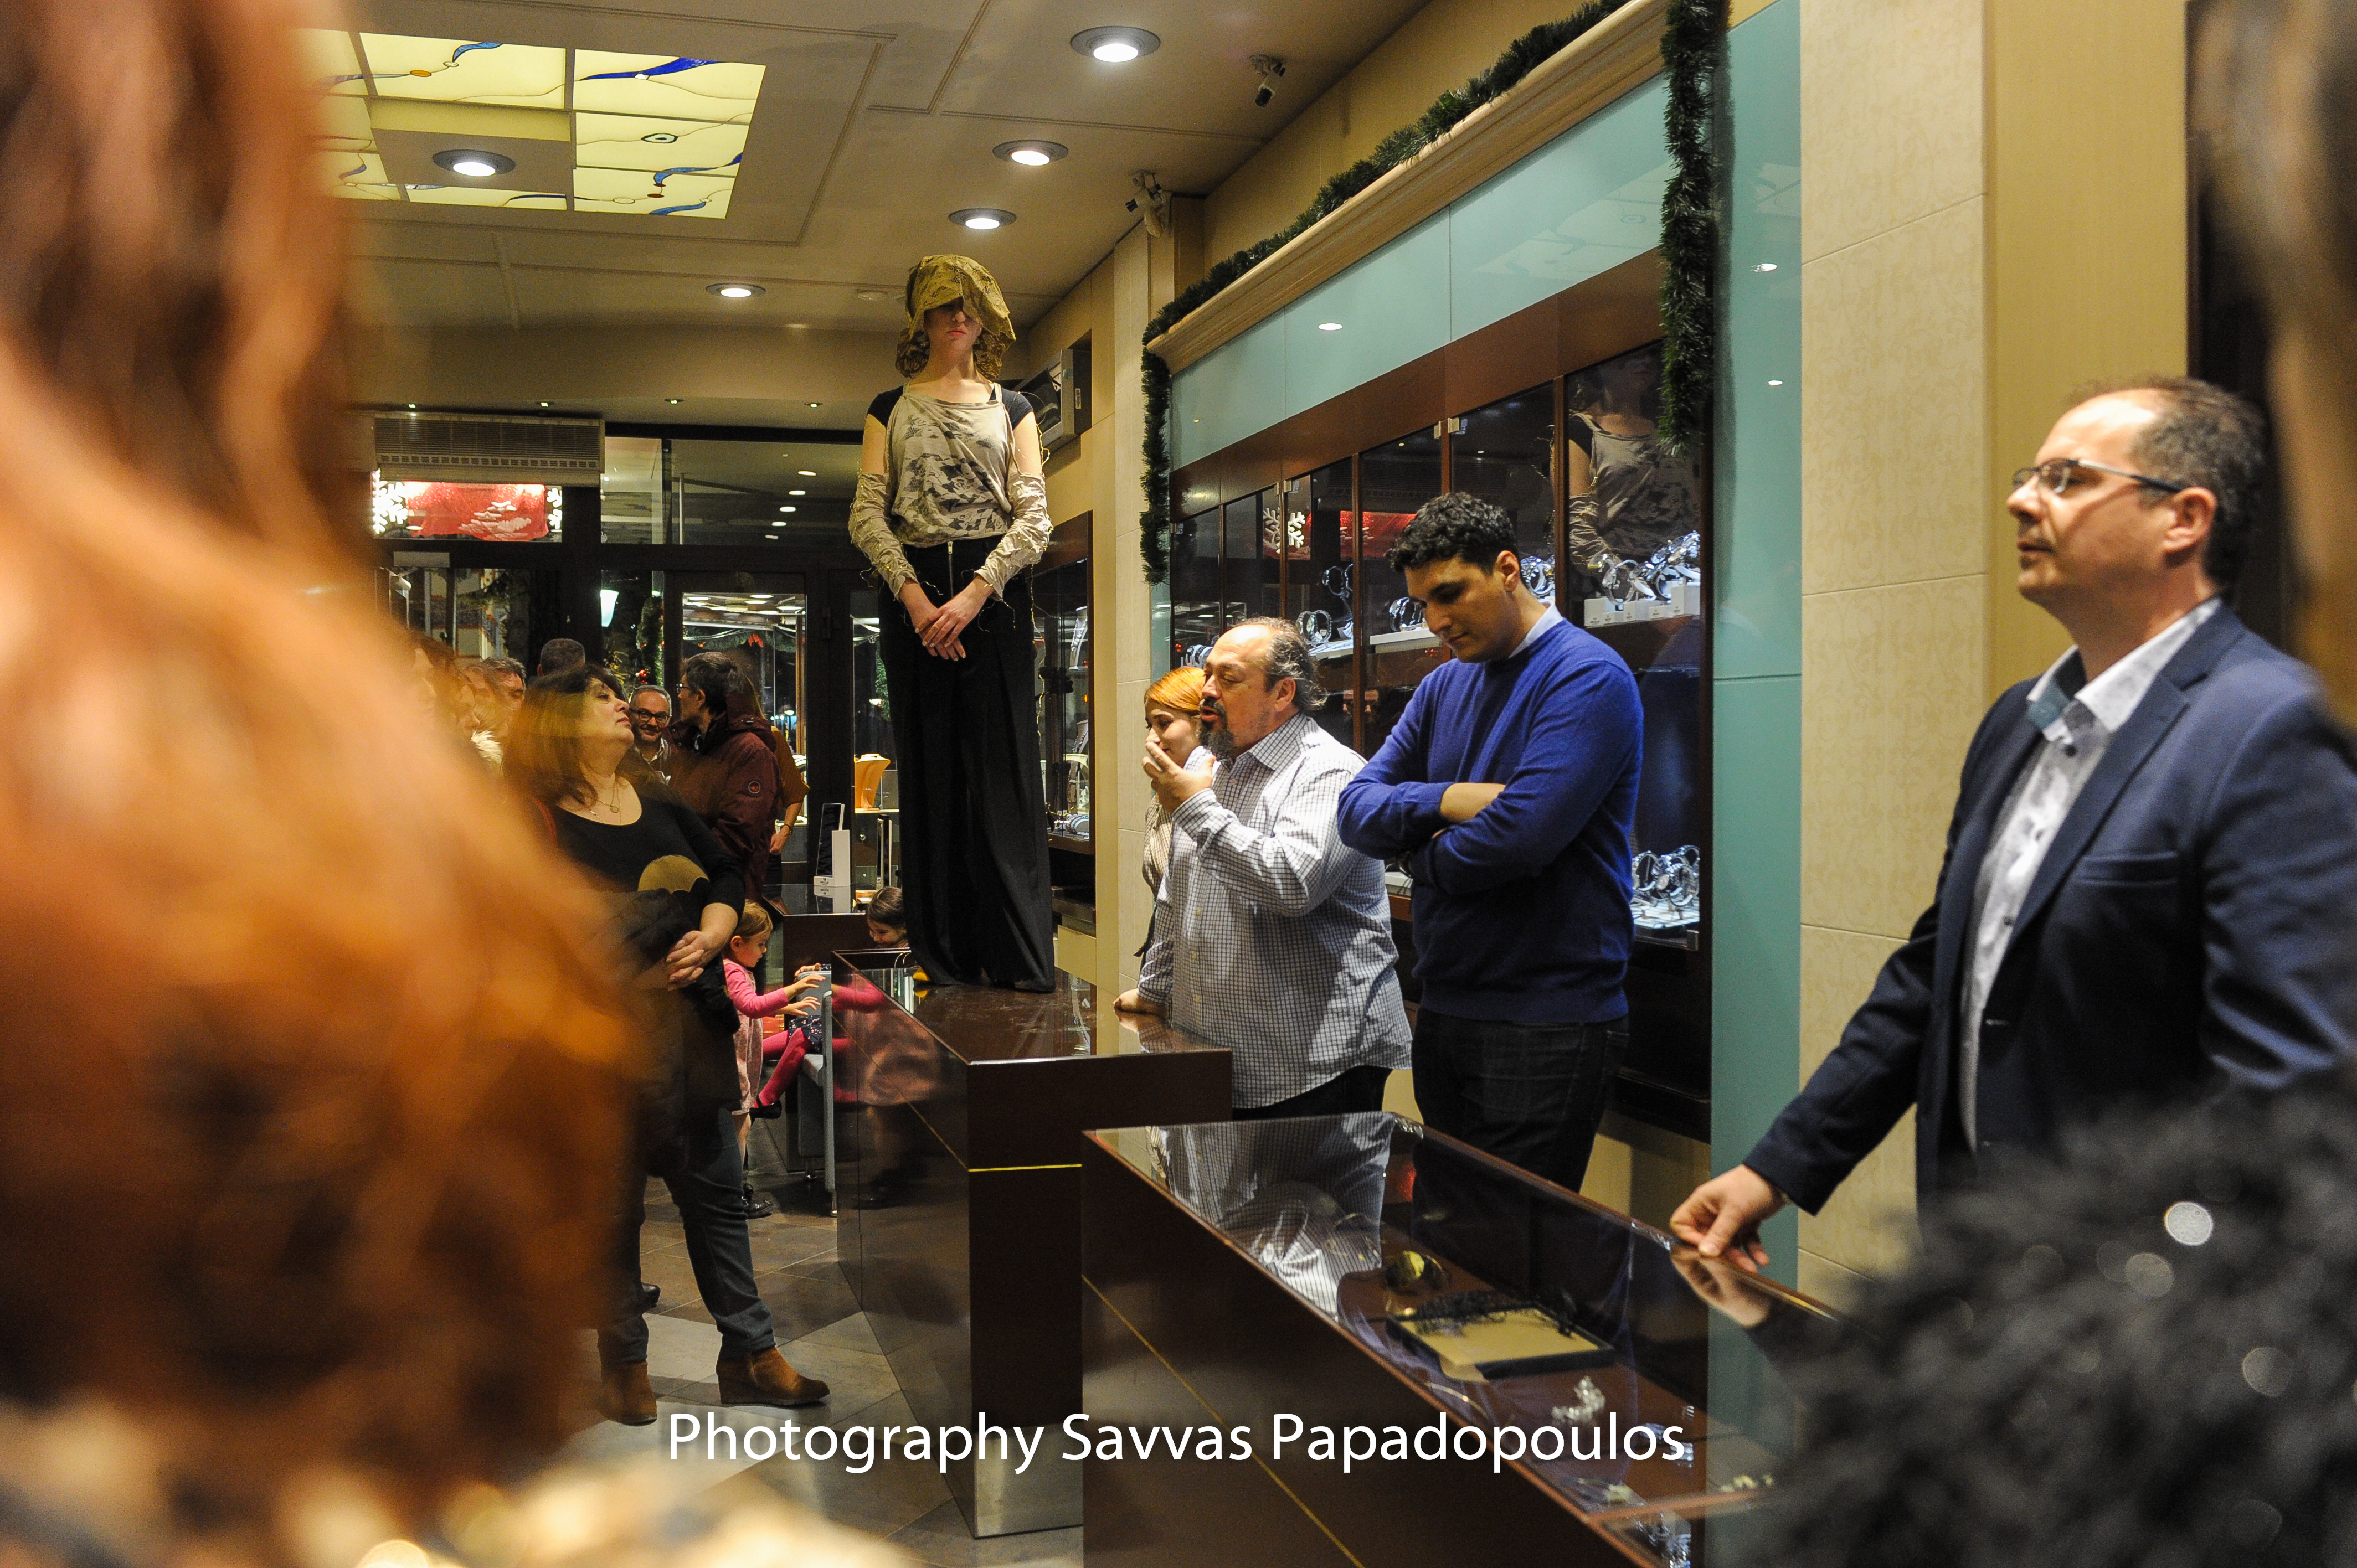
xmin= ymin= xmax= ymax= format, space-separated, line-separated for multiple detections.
xmin=1034 ymin=556 xmax=1093 ymax=848
xmin=1355 ymin=427 xmax=1447 ymax=757
xmin=1084 ymin=1112 xmax=1845 ymax=1567
xmin=1565 ymin=342 xmax=1706 ymax=948
xmin=1279 ymin=461 xmax=1358 ymax=751
xmin=1168 ymin=509 xmax=1220 ymax=670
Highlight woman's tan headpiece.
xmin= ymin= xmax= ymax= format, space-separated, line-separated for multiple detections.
xmin=904 ymin=255 xmax=1014 ymax=344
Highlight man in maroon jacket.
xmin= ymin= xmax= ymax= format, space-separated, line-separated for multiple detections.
xmin=670 ymin=652 xmax=782 ymax=909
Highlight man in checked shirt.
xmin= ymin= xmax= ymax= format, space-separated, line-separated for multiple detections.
xmin=1115 ymin=618 xmax=1412 ymax=1118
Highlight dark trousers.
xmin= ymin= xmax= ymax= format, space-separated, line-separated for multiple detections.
xmin=1412 ymin=1009 xmax=1629 ymax=1191
xmin=880 ymin=539 xmax=1056 ymax=989
xmin=599 ymin=1105 xmax=774 ymax=1368
xmin=1237 ymin=1064 xmax=1393 ymax=1121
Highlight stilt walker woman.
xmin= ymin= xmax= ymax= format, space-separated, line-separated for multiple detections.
xmin=847 ymin=255 xmax=1057 ymax=989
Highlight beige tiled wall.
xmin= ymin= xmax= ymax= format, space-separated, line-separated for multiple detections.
xmin=1796 ymin=0 xmax=1990 ymax=1287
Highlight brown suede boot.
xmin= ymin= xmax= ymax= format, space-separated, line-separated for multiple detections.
xmin=716 ymin=1347 xmax=830 ymax=1408
xmin=596 ymin=1361 xmax=658 ymax=1426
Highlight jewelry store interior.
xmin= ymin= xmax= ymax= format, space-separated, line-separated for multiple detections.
xmin=344 ymin=0 xmax=2235 ymax=1561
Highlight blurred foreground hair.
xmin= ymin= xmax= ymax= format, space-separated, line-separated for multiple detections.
xmin=0 ymin=0 xmax=636 ymax=1540
xmin=1749 ymin=1079 xmax=2357 ymax=1566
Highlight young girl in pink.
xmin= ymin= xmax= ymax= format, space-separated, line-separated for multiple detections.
xmin=724 ymin=904 xmax=825 ymax=1124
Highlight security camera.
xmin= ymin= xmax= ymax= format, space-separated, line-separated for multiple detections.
xmin=1126 ymin=170 xmax=1171 ymax=239
xmin=1249 ymin=54 xmax=1286 ymax=109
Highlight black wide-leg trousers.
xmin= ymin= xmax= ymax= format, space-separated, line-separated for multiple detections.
xmin=879 ymin=538 xmax=1056 ymax=989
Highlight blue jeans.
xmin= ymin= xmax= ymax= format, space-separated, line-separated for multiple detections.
xmin=1411 ymin=1010 xmax=1629 ymax=1191
xmin=599 ymin=1106 xmax=775 ymax=1367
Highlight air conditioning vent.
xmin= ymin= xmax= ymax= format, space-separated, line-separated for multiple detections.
xmin=373 ymin=412 xmax=603 ymax=485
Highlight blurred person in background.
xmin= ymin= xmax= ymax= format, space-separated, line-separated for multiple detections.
xmin=865 ymin=884 xmax=908 ymax=947
xmin=477 ymin=653 xmax=526 ymax=737
xmin=535 ymin=637 xmax=586 ymax=678
xmin=0 ymin=6 xmax=895 ymax=1566
xmin=668 ymin=652 xmax=784 ymax=917
xmin=508 ymin=668 xmax=828 ymax=1422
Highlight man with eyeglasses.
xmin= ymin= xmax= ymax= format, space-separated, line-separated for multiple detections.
xmin=1674 ymin=377 xmax=2357 ymax=1271
xmin=626 ymin=684 xmax=673 ymax=781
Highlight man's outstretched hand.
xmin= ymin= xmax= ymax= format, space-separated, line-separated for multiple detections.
xmin=1668 ymin=1164 xmax=1787 ymax=1273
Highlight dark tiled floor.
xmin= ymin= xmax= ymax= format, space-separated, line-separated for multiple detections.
xmin=563 ymin=1173 xmax=1080 ymax=1567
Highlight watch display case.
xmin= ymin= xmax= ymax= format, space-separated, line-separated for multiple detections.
xmin=1159 ymin=255 xmax=1712 ymax=1131
xmin=1082 ymin=1112 xmax=1845 ymax=1568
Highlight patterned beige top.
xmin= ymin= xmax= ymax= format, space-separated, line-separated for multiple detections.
xmin=850 ymin=386 xmax=1051 ymax=597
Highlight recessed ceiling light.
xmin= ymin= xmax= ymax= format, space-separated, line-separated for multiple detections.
xmin=797 ymin=470 xmax=816 ymax=476
xmin=1072 ymin=26 xmax=1160 ymax=62
xmin=1318 ymin=322 xmax=1342 ymax=331
xmin=433 ymin=149 xmax=514 ymax=179
xmin=707 ymin=282 xmax=766 ymax=298
xmin=766 ymin=534 xmax=779 ymax=540
xmin=950 ymin=208 xmax=1016 ymax=231
xmin=642 ymin=132 xmax=679 ymax=143
xmin=1768 ymin=379 xmax=1785 ymax=386
xmin=1753 ymin=262 xmax=1778 ymax=272
xmin=789 ymin=489 xmax=806 ymax=496
xmin=538 ymin=400 xmax=549 ymax=406
xmin=994 ymin=140 xmax=1069 ymax=166
xmin=807 ymin=401 xmax=821 ymax=409
xmin=667 ymin=398 xmax=682 ymax=405
xmin=779 ymin=506 xmax=796 ymax=513
xmin=856 ymin=288 xmax=891 ymax=301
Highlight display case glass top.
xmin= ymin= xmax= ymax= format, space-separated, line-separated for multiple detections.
xmin=841 ymin=960 xmax=1226 ymax=1069
xmin=1087 ymin=1112 xmax=1845 ymax=1565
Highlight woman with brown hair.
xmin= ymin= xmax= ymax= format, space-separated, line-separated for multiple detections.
xmin=847 ymin=255 xmax=1058 ymax=989
xmin=507 ymin=667 xmax=828 ymax=1422
xmin=0 ymin=2 xmax=884 ymax=1565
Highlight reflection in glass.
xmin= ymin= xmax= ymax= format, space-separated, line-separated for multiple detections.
xmin=1282 ymin=461 xmax=1356 ymax=752
xmin=1563 ymin=343 xmax=1706 ymax=943
xmin=370 ymin=477 xmax=561 ymax=541
xmin=1106 ymin=1111 xmax=1842 ymax=1562
xmin=1222 ymin=490 xmax=1267 ymax=626
xmin=850 ymin=589 xmax=889 ymax=895
xmin=1169 ymin=509 xmax=1219 ymax=669
xmin=450 ymin=567 xmax=550 ymax=664
xmin=599 ymin=436 xmax=664 ymax=543
xmin=1357 ymin=428 xmax=1446 ymax=756
xmin=1566 ymin=343 xmax=1701 ymax=601
xmin=1452 ymin=384 xmax=1557 ymax=596
xmin=1033 ymin=560 xmax=1092 ymax=842
xmin=597 ymin=568 xmax=665 ymax=687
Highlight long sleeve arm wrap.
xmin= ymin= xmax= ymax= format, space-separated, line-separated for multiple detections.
xmin=977 ymin=472 xmax=1052 ymax=595
xmin=847 ymin=472 xmax=914 ymax=595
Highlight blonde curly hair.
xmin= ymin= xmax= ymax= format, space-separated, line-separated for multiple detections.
xmin=896 ymin=323 xmax=1009 ymax=381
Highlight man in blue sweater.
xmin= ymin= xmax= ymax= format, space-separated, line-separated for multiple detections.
xmin=1337 ymin=494 xmax=1643 ymax=1190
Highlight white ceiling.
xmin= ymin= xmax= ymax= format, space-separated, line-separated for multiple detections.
xmin=346 ymin=0 xmax=1427 ymax=336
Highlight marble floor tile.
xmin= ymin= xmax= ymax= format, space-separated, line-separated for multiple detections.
xmin=737 ymin=1394 xmax=957 ymax=1541
xmin=789 ymin=1309 xmax=884 ymax=1359
xmin=889 ymin=1502 xmax=1083 ymax=1568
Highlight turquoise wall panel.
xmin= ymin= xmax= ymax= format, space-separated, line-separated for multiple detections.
xmin=1172 ymin=312 xmax=1284 ymax=470
xmin=1714 ymin=0 xmax=1803 ymax=682
xmin=1281 ymin=213 xmax=1453 ymax=422
xmin=1450 ymin=78 xmax=1673 ymax=338
xmin=1710 ymin=0 xmax=1802 ymax=1287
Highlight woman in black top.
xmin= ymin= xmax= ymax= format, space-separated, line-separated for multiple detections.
xmin=510 ymin=667 xmax=828 ymax=1423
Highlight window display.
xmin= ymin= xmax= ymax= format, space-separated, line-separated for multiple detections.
xmin=1356 ymin=427 xmax=1445 ymax=757
xmin=1279 ymin=460 xmax=1356 ymax=751
xmin=1565 ymin=342 xmax=1706 ymax=947
xmin=1168 ymin=509 xmax=1219 ymax=669
xmin=1033 ymin=556 xmax=1092 ymax=845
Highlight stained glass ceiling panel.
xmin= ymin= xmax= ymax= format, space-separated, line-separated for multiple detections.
xmin=301 ymin=32 xmax=762 ymax=221
xmin=570 ymin=54 xmax=764 ymax=120
xmin=573 ymin=113 xmax=748 ymax=174
xmin=360 ymin=36 xmax=567 ymax=107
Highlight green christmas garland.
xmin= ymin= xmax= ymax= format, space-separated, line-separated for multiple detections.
xmin=1138 ymin=0 xmax=1726 ymax=580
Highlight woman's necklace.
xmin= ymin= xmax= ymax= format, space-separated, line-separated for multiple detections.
xmin=587 ymin=770 xmax=629 ymax=817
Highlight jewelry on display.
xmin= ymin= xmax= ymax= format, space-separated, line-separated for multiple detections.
xmin=1386 ymin=595 xmax=1423 ymax=634
xmin=1630 ymin=844 xmax=1702 ymax=930
xmin=1384 ymin=1249 xmax=1439 ymax=1290
xmin=1520 ymin=554 xmax=1556 ymax=602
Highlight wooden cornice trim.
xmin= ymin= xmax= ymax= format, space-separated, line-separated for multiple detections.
xmin=1148 ymin=0 xmax=1668 ymax=375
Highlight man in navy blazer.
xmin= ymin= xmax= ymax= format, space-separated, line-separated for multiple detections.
xmin=1674 ymin=378 xmax=2357 ymax=1270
